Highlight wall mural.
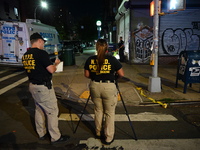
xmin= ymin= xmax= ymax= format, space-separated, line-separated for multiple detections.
xmin=161 ymin=28 xmax=200 ymax=55
xmin=133 ymin=26 xmax=153 ymax=63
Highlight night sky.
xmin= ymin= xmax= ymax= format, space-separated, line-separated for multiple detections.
xmin=48 ymin=0 xmax=103 ymax=20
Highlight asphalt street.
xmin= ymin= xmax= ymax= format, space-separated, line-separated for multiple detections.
xmin=0 ymin=47 xmax=200 ymax=150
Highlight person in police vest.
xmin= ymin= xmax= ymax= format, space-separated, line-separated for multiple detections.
xmin=22 ymin=32 xmax=70 ymax=144
xmin=84 ymin=39 xmax=124 ymax=145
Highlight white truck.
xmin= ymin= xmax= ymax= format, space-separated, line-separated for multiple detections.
xmin=0 ymin=19 xmax=62 ymax=65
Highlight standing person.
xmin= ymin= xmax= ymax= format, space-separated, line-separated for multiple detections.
xmin=118 ymin=36 xmax=125 ymax=62
xmin=84 ymin=39 xmax=124 ymax=145
xmin=22 ymin=32 xmax=70 ymax=144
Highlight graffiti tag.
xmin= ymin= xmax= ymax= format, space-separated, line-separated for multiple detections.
xmin=192 ymin=22 xmax=200 ymax=30
xmin=134 ymin=26 xmax=153 ymax=62
xmin=162 ymin=28 xmax=200 ymax=55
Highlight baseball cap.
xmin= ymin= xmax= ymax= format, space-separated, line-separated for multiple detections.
xmin=30 ymin=32 xmax=46 ymax=42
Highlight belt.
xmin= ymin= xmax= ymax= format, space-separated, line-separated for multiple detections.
xmin=92 ymin=80 xmax=115 ymax=83
xmin=31 ymin=81 xmax=52 ymax=89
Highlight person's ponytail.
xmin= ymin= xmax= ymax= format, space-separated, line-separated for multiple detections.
xmin=96 ymin=39 xmax=108 ymax=73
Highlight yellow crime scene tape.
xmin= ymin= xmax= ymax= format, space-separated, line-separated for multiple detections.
xmin=136 ymin=87 xmax=168 ymax=108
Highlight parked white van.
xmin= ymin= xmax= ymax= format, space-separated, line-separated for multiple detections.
xmin=0 ymin=19 xmax=62 ymax=65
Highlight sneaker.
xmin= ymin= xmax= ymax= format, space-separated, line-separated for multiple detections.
xmin=104 ymin=138 xmax=114 ymax=145
xmin=39 ymin=134 xmax=49 ymax=140
xmin=51 ymin=135 xmax=70 ymax=144
xmin=96 ymin=131 xmax=104 ymax=139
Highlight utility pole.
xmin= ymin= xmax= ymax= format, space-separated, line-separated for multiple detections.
xmin=148 ymin=0 xmax=161 ymax=92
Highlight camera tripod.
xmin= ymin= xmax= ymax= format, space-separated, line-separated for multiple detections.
xmin=73 ymin=81 xmax=137 ymax=140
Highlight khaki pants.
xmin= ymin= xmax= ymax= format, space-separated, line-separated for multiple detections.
xmin=90 ymin=81 xmax=118 ymax=142
xmin=29 ymin=83 xmax=61 ymax=142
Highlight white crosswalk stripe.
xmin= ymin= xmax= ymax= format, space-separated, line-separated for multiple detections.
xmin=79 ymin=138 xmax=200 ymax=150
xmin=59 ymin=112 xmax=178 ymax=122
xmin=0 ymin=70 xmax=8 ymax=74
xmin=0 ymin=77 xmax=28 ymax=95
xmin=0 ymin=71 xmax=24 ymax=82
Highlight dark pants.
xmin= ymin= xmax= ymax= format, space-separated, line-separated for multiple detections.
xmin=119 ymin=49 xmax=125 ymax=62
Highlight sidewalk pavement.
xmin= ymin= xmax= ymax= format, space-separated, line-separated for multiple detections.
xmin=51 ymin=48 xmax=200 ymax=149
xmin=0 ymin=48 xmax=200 ymax=150
xmin=53 ymin=48 xmax=200 ymax=108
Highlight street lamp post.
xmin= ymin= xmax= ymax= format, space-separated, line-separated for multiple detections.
xmin=34 ymin=1 xmax=48 ymax=20
xmin=96 ymin=20 xmax=102 ymax=39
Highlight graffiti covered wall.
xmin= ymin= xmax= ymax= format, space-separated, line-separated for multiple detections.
xmin=130 ymin=7 xmax=153 ymax=63
xmin=133 ymin=26 xmax=153 ymax=63
xmin=159 ymin=9 xmax=200 ymax=56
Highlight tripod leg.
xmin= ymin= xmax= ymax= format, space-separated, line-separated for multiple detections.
xmin=73 ymin=94 xmax=91 ymax=134
xmin=116 ymin=84 xmax=137 ymax=140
